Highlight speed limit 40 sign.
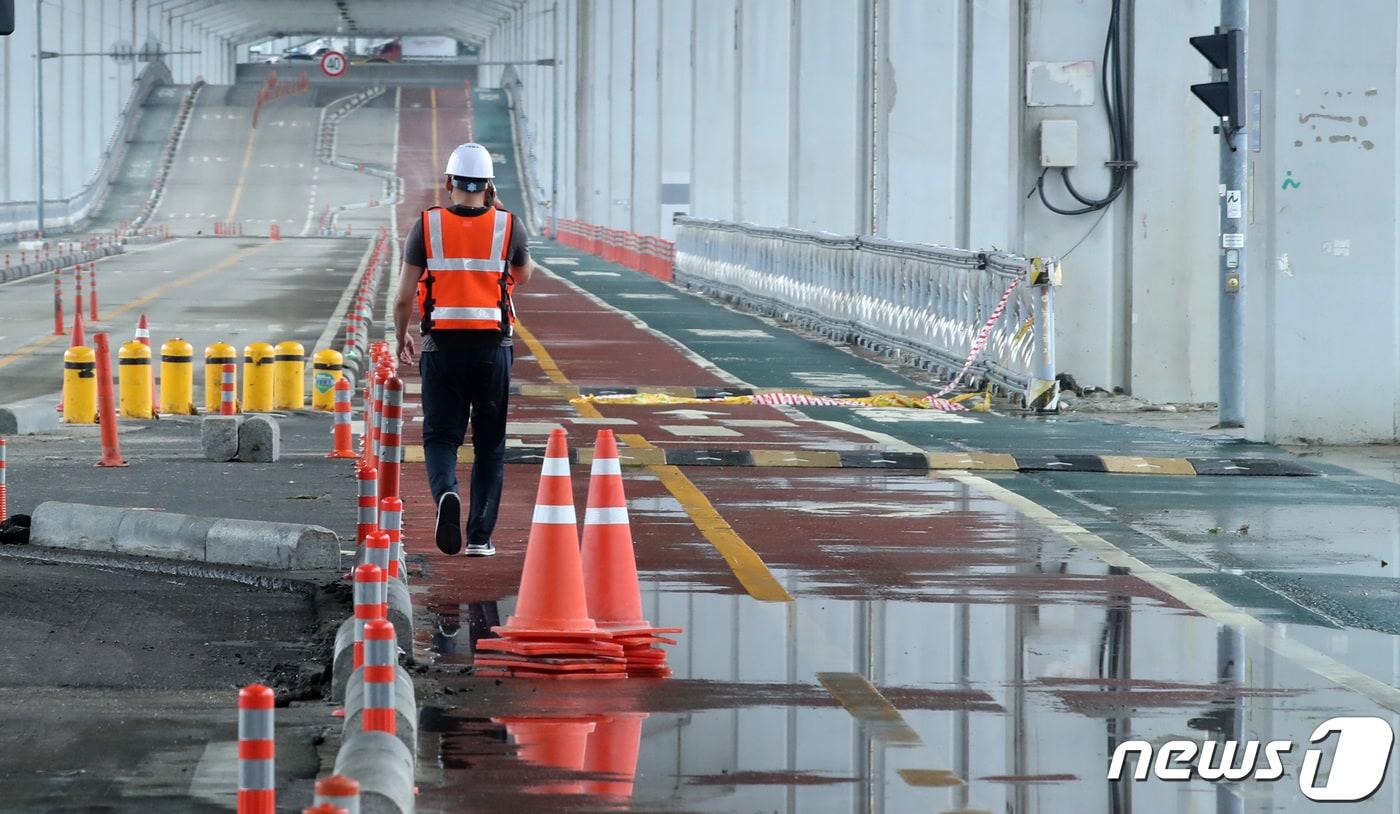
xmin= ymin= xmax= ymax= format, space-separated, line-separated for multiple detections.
xmin=320 ymin=50 xmax=348 ymax=78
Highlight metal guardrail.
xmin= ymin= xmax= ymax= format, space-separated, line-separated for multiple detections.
xmin=673 ymin=217 xmax=1060 ymax=409
xmin=0 ymin=62 xmax=173 ymax=240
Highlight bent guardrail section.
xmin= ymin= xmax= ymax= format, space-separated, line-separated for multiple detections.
xmin=673 ymin=217 xmax=1060 ymax=410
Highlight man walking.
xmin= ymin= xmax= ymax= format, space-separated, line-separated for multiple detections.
xmin=394 ymin=142 xmax=533 ymax=556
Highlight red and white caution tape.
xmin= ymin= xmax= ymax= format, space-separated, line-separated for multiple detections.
xmin=928 ymin=274 xmax=1022 ymax=401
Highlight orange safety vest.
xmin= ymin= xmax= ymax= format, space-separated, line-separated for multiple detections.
xmin=417 ymin=206 xmax=515 ymax=333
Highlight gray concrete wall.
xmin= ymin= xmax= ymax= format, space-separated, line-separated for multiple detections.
xmin=0 ymin=0 xmax=234 ymax=217
xmin=490 ymin=0 xmax=1400 ymax=442
xmin=1245 ymin=0 xmax=1400 ymax=443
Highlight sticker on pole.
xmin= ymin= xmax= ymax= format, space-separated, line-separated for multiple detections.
xmin=320 ymin=50 xmax=348 ymax=78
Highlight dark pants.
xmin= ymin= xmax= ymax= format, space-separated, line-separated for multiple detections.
xmin=419 ymin=345 xmax=512 ymax=546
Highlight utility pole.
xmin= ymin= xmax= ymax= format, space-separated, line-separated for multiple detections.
xmin=1218 ymin=0 xmax=1247 ymax=429
xmin=1190 ymin=0 xmax=1248 ymax=428
xmin=33 ymin=0 xmax=44 ymax=236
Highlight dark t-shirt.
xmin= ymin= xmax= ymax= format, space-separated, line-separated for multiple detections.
xmin=405 ymin=204 xmax=530 ymax=351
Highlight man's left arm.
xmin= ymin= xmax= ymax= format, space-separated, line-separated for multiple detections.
xmin=507 ymin=215 xmax=534 ymax=286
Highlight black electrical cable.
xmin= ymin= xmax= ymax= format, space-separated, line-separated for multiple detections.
xmin=1035 ymin=0 xmax=1134 ymax=216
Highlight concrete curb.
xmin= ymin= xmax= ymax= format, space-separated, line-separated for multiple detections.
xmin=30 ymin=502 xmax=342 ymax=570
xmin=0 ymin=245 xmax=122 ymax=285
xmin=0 ymin=394 xmax=62 ymax=435
xmin=330 ymin=578 xmax=414 ymax=700
xmin=345 ymin=665 xmax=418 ymax=761
xmin=334 ymin=731 xmax=415 ymax=814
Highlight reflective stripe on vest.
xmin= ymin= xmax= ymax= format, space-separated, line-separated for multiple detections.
xmin=418 ymin=207 xmax=513 ymax=332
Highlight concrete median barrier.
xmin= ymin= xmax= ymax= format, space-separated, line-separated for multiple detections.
xmin=30 ymin=501 xmax=341 ymax=570
xmin=344 ymin=664 xmax=418 ymax=760
xmin=0 ymin=395 xmax=63 ymax=435
xmin=334 ymin=730 xmax=415 ymax=814
xmin=331 ymin=577 xmax=414 ymax=700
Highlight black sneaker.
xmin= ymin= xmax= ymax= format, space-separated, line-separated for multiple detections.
xmin=435 ymin=492 xmax=462 ymax=555
xmin=465 ymin=540 xmax=496 ymax=557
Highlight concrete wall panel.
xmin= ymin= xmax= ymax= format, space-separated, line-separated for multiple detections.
xmin=736 ymin=1 xmax=793 ymax=226
xmin=689 ymin=0 xmax=737 ymax=222
xmin=792 ymin=0 xmax=867 ymax=234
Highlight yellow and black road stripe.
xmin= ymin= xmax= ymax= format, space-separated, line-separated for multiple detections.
xmin=401 ymin=444 xmax=1317 ymax=476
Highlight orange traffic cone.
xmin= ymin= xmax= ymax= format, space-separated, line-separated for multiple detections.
xmin=135 ymin=314 xmax=159 ymax=412
xmin=580 ymin=430 xmax=678 ymax=634
xmin=494 ymin=429 xmax=602 ymax=639
xmin=582 ymin=713 xmax=648 ymax=798
xmin=496 ymin=716 xmax=599 ymax=795
xmin=579 ymin=430 xmax=681 ymax=678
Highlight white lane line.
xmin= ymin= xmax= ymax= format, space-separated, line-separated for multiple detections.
xmin=534 ymin=265 xmax=747 ymax=387
xmin=949 ymin=470 xmax=1400 ymax=714
xmin=314 ymin=239 xmax=377 ymax=354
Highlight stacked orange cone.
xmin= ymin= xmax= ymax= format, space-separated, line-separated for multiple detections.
xmin=580 ymin=430 xmax=682 ymax=677
xmin=475 ymin=429 xmax=627 ymax=679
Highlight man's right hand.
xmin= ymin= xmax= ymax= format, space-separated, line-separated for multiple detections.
xmin=397 ymin=332 xmax=417 ymax=366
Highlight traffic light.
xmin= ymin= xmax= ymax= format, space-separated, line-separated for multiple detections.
xmin=1190 ymin=27 xmax=1245 ymax=133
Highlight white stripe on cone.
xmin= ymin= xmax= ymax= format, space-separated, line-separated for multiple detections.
xmin=590 ymin=457 xmax=622 ymax=475
xmin=532 ymin=503 xmax=577 ymax=524
xmin=541 ymin=456 xmax=570 ymax=476
xmin=584 ymin=507 xmax=628 ymax=525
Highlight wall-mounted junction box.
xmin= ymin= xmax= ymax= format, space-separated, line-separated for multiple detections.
xmin=1039 ymin=119 xmax=1079 ymax=167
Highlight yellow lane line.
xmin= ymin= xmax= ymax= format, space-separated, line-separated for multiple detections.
xmin=0 ymin=335 xmax=62 ymax=372
xmin=512 ymin=321 xmax=572 ymax=387
xmin=817 ymin=672 xmax=922 ymax=745
xmin=816 ymin=672 xmax=966 ymax=791
xmin=0 ymin=243 xmax=274 ymax=373
xmin=642 ymin=461 xmax=794 ymax=602
xmin=226 ymin=123 xmax=261 ymax=222
xmin=430 ymin=87 xmax=441 ymax=208
xmin=513 ymin=318 xmax=790 ymax=601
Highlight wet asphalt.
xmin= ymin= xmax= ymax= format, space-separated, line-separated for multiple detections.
xmin=1 ymin=71 xmax=1399 ymax=813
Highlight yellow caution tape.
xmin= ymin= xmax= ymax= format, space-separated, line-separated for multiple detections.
xmin=572 ymin=391 xmax=977 ymax=412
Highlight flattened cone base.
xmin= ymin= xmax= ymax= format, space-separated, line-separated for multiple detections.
xmin=624 ymin=652 xmax=669 ymax=665
xmin=600 ymin=624 xmax=684 ymax=638
xmin=477 ymin=668 xmax=629 ymax=681
xmin=627 ymin=668 xmax=673 ymax=678
xmin=477 ymin=638 xmax=625 ymax=658
xmin=492 ymin=625 xmax=613 ymax=641
xmin=475 ymin=650 xmax=626 ymax=666
xmin=476 ymin=657 xmax=627 ymax=674
xmin=612 ymin=635 xmax=679 ymax=647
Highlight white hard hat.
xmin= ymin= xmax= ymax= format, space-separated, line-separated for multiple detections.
xmin=444 ymin=142 xmax=494 ymax=179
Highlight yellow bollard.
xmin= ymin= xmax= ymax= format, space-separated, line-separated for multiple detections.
xmin=273 ymin=340 xmax=307 ymax=410
xmin=118 ymin=340 xmax=154 ymax=419
xmin=160 ymin=338 xmax=196 ymax=415
xmin=242 ymin=341 xmax=275 ymax=413
xmin=310 ymin=348 xmax=344 ymax=412
xmin=63 ymin=346 xmax=97 ymax=424
xmin=204 ymin=342 xmax=238 ymax=414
